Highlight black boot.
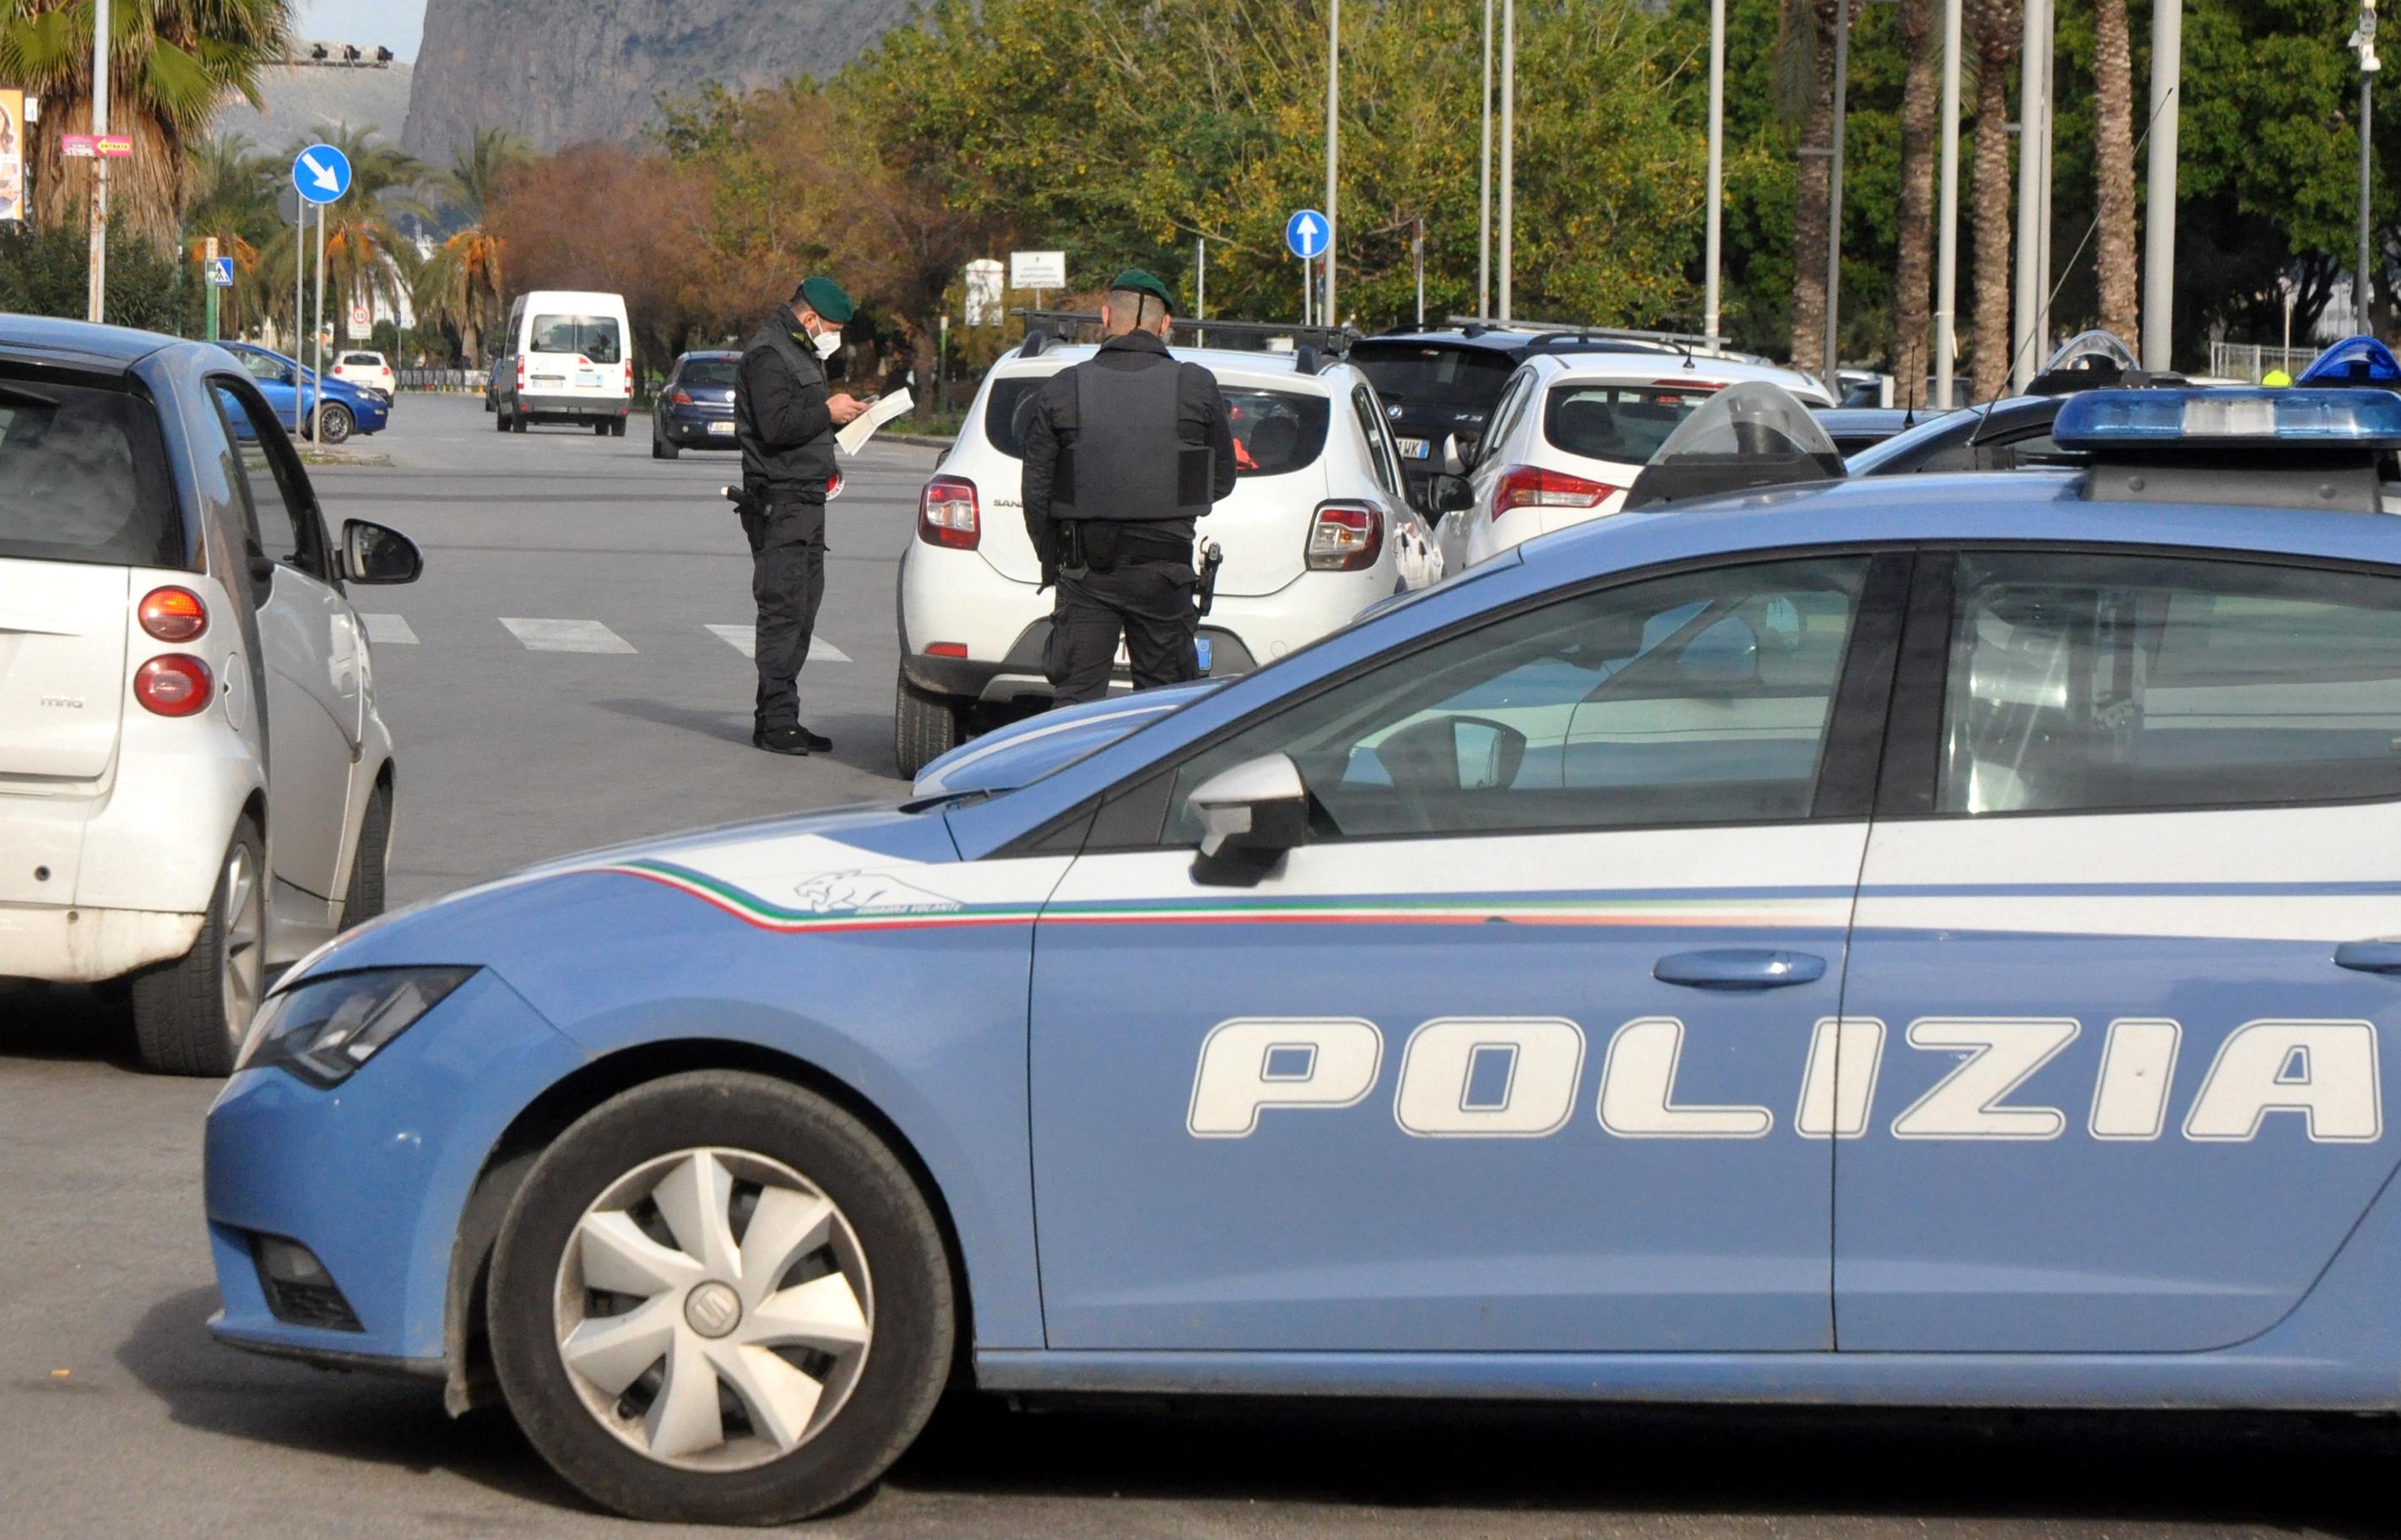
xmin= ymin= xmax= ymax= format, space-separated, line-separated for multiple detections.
xmin=793 ymin=724 xmax=833 ymax=753
xmin=752 ymin=725 xmax=811 ymax=756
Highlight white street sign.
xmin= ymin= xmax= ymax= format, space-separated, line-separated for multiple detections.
xmin=1009 ymin=250 xmax=1066 ymax=290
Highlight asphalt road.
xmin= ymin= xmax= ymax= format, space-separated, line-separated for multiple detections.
xmin=3 ymin=395 xmax=2397 ymax=1538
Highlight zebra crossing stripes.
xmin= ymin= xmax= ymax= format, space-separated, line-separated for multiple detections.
xmin=359 ymin=613 xmax=418 ymax=644
xmin=704 ymin=625 xmax=853 ymax=663
xmin=500 ymin=617 xmax=637 ymax=654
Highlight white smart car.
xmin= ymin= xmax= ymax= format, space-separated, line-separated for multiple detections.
xmin=0 ymin=317 xmax=420 ymax=1075
xmin=1434 ymin=351 xmax=1835 ymax=570
xmin=892 ymin=324 xmax=1442 ymax=775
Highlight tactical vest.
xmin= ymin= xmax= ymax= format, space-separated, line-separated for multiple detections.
xmin=1051 ymin=353 xmax=1214 ymax=523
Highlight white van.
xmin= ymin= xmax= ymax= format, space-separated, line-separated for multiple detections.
xmin=492 ymin=290 xmax=633 ymax=437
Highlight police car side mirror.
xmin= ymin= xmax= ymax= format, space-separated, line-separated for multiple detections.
xmin=1428 ymin=474 xmax=1477 ymax=515
xmin=1186 ymin=753 xmax=1309 ymax=884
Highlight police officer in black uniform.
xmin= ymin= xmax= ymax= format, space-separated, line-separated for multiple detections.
xmin=1019 ymin=269 xmax=1237 ymax=708
xmin=734 ymin=275 xmax=871 ymax=756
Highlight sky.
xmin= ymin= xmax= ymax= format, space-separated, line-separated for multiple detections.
xmin=295 ymin=0 xmax=427 ymax=61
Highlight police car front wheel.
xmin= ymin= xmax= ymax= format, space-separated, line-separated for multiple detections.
xmin=487 ymin=1071 xmax=956 ymax=1524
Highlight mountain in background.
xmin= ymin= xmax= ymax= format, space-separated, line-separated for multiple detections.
xmin=401 ymin=0 xmax=918 ymax=165
xmin=212 ymin=46 xmax=414 ymax=155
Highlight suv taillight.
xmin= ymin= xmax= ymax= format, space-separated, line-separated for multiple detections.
xmin=1492 ymin=464 xmax=1619 ymax=516
xmin=919 ymin=475 xmax=980 ymax=549
xmin=138 ymin=585 xmax=208 ymax=643
xmin=1305 ymin=500 xmax=1384 ymax=571
xmin=133 ymin=655 xmax=213 ymax=717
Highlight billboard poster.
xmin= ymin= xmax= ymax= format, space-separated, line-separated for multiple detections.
xmin=0 ymin=90 xmax=24 ymax=225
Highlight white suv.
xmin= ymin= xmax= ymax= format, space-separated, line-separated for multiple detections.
xmin=1434 ymin=351 xmax=1835 ymax=570
xmin=892 ymin=331 xmax=1441 ymax=774
xmin=0 ymin=319 xmax=420 ymax=1075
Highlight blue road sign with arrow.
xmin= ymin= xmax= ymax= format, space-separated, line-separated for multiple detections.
xmin=206 ymin=258 xmax=235 ymax=288
xmin=1286 ymin=209 xmax=1330 ymax=262
xmin=292 ymin=143 xmax=353 ymax=204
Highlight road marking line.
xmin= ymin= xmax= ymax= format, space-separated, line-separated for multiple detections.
xmin=707 ymin=625 xmax=850 ymax=663
xmin=360 ymin=613 xmax=418 ymax=644
xmin=501 ymin=617 xmax=637 ymax=653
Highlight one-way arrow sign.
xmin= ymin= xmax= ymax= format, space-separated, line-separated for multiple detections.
xmin=1286 ymin=209 xmax=1330 ymax=262
xmin=291 ymin=143 xmax=353 ymax=204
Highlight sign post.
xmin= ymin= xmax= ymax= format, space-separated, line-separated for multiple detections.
xmin=1285 ymin=209 xmax=1329 ymax=329
xmin=203 ymin=236 xmax=220 ymax=342
xmin=1008 ymin=250 xmax=1065 ymax=318
xmin=291 ymin=143 xmax=353 ymax=445
xmin=85 ymin=0 xmax=111 ymax=324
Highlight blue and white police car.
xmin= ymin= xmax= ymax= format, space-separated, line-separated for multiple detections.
xmin=207 ymin=387 xmax=2401 ymax=1523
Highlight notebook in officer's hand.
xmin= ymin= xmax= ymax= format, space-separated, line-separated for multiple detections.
xmin=837 ymin=389 xmax=914 ymax=457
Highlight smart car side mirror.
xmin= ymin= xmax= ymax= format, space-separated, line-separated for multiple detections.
xmin=1428 ymin=474 xmax=1477 ymax=514
xmin=341 ymin=519 xmax=422 ymax=585
xmin=1185 ymin=753 xmax=1310 ymax=885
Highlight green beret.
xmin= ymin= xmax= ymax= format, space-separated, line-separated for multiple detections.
xmin=799 ymin=275 xmax=855 ymax=324
xmin=1110 ymin=268 xmax=1175 ymax=312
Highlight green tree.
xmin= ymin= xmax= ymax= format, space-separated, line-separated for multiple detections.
xmin=0 ymin=0 xmax=290 ymax=248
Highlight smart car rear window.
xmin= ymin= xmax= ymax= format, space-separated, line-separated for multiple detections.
xmin=982 ymin=375 xmax=1331 ymax=475
xmin=341 ymin=353 xmax=381 ymax=366
xmin=0 ymin=372 xmax=179 ymax=568
xmin=529 ymin=315 xmax=622 ymax=364
xmin=1543 ymin=383 xmax=1715 ymax=464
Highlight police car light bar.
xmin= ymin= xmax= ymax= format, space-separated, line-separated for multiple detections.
xmin=2296 ymin=333 xmax=2401 ymax=386
xmin=2052 ymin=388 xmax=2401 ymax=451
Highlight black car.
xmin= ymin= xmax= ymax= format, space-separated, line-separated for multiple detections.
xmin=1348 ymin=325 xmax=1700 ymax=502
xmin=1841 ymin=396 xmax=2088 ymax=476
xmin=650 ymin=350 xmax=741 ymax=460
xmin=1813 ymin=405 xmax=1959 ymax=458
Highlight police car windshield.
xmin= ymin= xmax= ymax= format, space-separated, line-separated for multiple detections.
xmin=984 ymin=375 xmax=1332 ymax=474
xmin=1349 ymin=343 xmax=1519 ymax=413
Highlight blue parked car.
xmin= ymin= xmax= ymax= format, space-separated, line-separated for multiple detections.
xmin=206 ymin=383 xmax=2401 ymax=1523
xmin=651 ymin=350 xmax=740 ymax=460
xmin=221 ymin=342 xmax=390 ymax=445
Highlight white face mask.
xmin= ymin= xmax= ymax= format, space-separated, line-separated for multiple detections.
xmin=811 ymin=326 xmax=843 ymax=361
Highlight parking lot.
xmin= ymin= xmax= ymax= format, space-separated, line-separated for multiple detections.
xmin=3 ymin=393 xmax=2397 ymax=1539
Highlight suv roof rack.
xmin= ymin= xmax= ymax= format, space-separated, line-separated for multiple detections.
xmin=1012 ymin=309 xmax=1353 ymax=373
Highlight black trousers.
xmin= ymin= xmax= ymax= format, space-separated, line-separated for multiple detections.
xmin=1046 ymin=558 xmax=1200 ymax=708
xmin=741 ymin=494 xmax=826 ymax=730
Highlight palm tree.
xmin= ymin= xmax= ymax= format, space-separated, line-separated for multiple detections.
xmin=0 ymin=0 xmax=291 ymax=249
xmin=413 ymin=128 xmax=524 ymax=364
xmin=2091 ymin=0 xmax=2139 ymax=342
xmin=1783 ymin=0 xmax=1844 ymax=376
xmin=1969 ymin=0 xmax=2022 ymax=402
xmin=182 ymin=131 xmax=276 ymax=333
xmin=1890 ymin=0 xmax=1940 ymax=406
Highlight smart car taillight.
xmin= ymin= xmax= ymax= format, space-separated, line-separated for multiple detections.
xmin=133 ymin=655 xmax=213 ymax=718
xmin=918 ymin=475 xmax=980 ymax=550
xmin=1493 ymin=465 xmax=1619 ymax=515
xmin=1305 ymin=500 xmax=1384 ymax=572
xmin=138 ymin=586 xmax=208 ymax=643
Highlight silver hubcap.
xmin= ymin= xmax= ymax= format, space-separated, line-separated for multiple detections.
xmin=219 ymin=843 xmax=264 ymax=1047
xmin=552 ymin=1147 xmax=873 ymax=1472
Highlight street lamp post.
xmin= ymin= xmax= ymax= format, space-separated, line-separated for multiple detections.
xmin=1934 ymin=0 xmax=1965 ymax=406
xmin=2142 ymin=0 xmax=2181 ymax=371
xmin=1479 ymin=0 xmax=1494 ymax=318
xmin=1325 ymin=0 xmax=1340 ymax=325
xmin=1499 ymin=0 xmax=1515 ymax=322
xmin=1822 ymin=0 xmax=1853 ymax=399
xmin=1705 ymin=0 xmax=1726 ymax=349
xmin=85 ymin=0 xmax=111 ymax=323
xmin=2352 ymin=3 xmax=2381 ymax=334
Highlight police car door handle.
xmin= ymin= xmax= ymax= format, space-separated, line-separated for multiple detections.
xmin=1652 ymin=950 xmax=1828 ymax=990
xmin=2333 ymin=941 xmax=2401 ymax=974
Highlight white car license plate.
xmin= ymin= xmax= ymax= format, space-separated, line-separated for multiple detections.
xmin=1396 ymin=437 xmax=1430 ymax=459
xmin=1113 ymin=637 xmax=1212 ymax=672
xmin=707 ymin=420 xmax=736 ymax=436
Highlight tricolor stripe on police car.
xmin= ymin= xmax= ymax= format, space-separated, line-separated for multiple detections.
xmin=1187 ymin=1014 xmax=2382 ymax=1144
